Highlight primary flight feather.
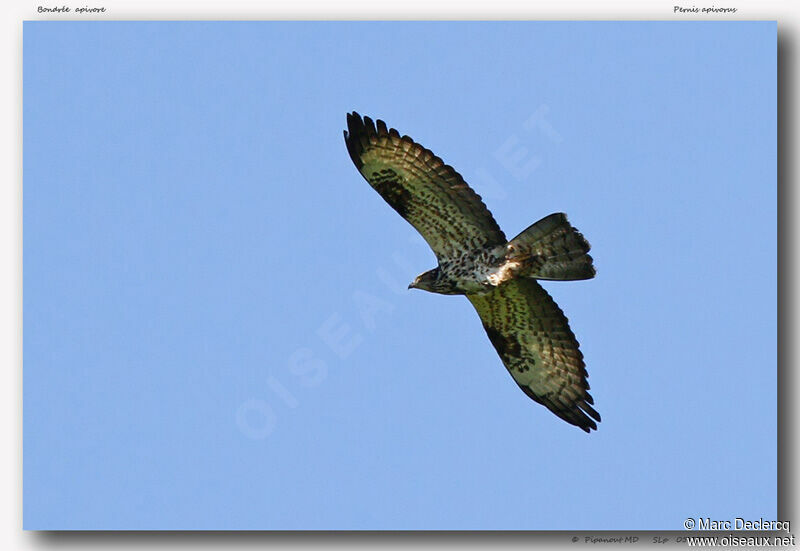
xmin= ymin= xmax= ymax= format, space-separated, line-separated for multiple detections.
xmin=344 ymin=112 xmax=600 ymax=432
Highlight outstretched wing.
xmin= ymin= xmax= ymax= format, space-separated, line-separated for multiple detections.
xmin=344 ymin=112 xmax=506 ymax=261
xmin=467 ymin=278 xmax=600 ymax=432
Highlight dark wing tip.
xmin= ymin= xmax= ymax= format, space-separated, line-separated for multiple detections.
xmin=574 ymin=400 xmax=601 ymax=432
xmin=344 ymin=111 xmax=368 ymax=169
xmin=573 ymin=411 xmax=601 ymax=433
xmin=575 ymin=410 xmax=599 ymax=433
xmin=345 ymin=111 xmax=363 ymax=135
xmin=362 ymin=115 xmax=377 ymax=136
xmin=344 ymin=112 xmax=400 ymax=171
xmin=560 ymin=406 xmax=599 ymax=433
xmin=518 ymin=384 xmax=600 ymax=433
xmin=580 ymin=399 xmax=601 ymax=422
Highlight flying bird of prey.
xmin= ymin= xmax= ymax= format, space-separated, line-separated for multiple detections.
xmin=344 ymin=112 xmax=600 ymax=432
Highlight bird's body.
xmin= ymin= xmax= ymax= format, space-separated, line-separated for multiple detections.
xmin=344 ymin=112 xmax=601 ymax=432
xmin=411 ymin=245 xmax=511 ymax=295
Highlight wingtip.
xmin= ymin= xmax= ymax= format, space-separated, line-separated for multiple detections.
xmin=578 ymin=414 xmax=599 ymax=433
xmin=362 ymin=115 xmax=376 ymax=136
xmin=580 ymin=396 xmax=601 ymax=421
xmin=346 ymin=112 xmax=390 ymax=137
xmin=577 ymin=401 xmax=601 ymax=433
xmin=346 ymin=111 xmax=364 ymax=133
xmin=345 ymin=112 xmax=393 ymax=167
xmin=344 ymin=112 xmax=366 ymax=169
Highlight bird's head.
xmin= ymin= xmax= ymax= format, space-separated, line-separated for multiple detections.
xmin=409 ymin=268 xmax=442 ymax=293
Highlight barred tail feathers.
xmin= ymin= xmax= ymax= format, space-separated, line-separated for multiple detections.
xmin=506 ymin=213 xmax=596 ymax=281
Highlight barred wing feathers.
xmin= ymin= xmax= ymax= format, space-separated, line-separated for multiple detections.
xmin=344 ymin=112 xmax=506 ymax=261
xmin=467 ymin=278 xmax=601 ymax=432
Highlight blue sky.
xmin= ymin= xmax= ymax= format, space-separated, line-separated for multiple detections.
xmin=23 ymin=22 xmax=776 ymax=529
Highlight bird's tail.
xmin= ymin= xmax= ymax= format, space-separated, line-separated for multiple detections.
xmin=506 ymin=213 xmax=596 ymax=281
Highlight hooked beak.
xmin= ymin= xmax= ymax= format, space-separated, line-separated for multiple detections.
xmin=408 ymin=278 xmax=418 ymax=290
